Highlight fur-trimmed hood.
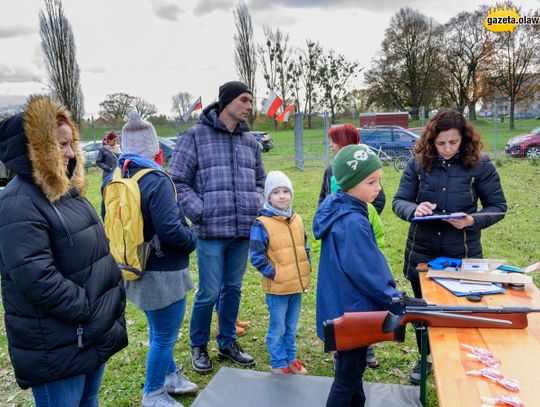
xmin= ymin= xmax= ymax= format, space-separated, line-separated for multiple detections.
xmin=0 ymin=95 xmax=86 ymax=202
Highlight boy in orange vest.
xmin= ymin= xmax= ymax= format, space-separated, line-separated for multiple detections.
xmin=250 ymin=171 xmax=311 ymax=374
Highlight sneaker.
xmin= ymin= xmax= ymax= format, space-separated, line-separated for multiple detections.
xmin=288 ymin=360 xmax=308 ymax=375
xmin=236 ymin=319 xmax=251 ymax=329
xmin=366 ymin=345 xmax=379 ymax=368
xmin=142 ymin=386 xmax=183 ymax=407
xmin=409 ymin=360 xmax=433 ymax=385
xmin=218 ymin=341 xmax=255 ymax=366
xmin=271 ymin=367 xmax=293 ymax=374
xmin=190 ymin=345 xmax=213 ymax=374
xmin=164 ymin=368 xmax=198 ymax=395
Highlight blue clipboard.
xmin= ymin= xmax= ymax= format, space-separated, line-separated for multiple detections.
xmin=432 ymin=277 xmax=505 ymax=297
xmin=412 ymin=214 xmax=465 ymax=222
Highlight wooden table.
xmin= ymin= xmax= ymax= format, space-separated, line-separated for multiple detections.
xmin=419 ymin=270 xmax=540 ymax=406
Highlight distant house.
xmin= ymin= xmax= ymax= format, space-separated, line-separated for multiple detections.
xmin=94 ymin=116 xmax=109 ymax=126
xmin=480 ymin=75 xmax=540 ymax=119
xmin=480 ymin=93 xmax=540 ymax=119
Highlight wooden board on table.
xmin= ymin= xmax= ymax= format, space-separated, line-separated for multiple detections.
xmin=419 ymin=268 xmax=540 ymax=407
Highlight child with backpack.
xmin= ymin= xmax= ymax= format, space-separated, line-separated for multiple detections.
xmin=102 ymin=112 xmax=198 ymax=407
xmin=250 ymin=171 xmax=311 ymax=375
xmin=313 ymin=145 xmax=403 ymax=407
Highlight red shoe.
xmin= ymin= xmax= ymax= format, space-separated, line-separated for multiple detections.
xmin=288 ymin=360 xmax=308 ymax=375
xmin=271 ymin=367 xmax=293 ymax=374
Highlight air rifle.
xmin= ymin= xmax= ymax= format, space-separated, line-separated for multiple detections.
xmin=323 ymin=297 xmax=540 ymax=352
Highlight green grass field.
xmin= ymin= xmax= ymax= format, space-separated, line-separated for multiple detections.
xmin=1 ymin=120 xmax=539 ymax=406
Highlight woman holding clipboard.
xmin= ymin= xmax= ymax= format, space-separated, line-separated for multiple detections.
xmin=392 ymin=109 xmax=507 ymax=384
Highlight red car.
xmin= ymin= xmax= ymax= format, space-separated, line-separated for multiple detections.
xmin=505 ymin=128 xmax=540 ymax=158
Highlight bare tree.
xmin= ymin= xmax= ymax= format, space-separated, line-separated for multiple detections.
xmin=258 ymin=27 xmax=294 ymax=129
xmin=284 ymin=42 xmax=323 ymax=128
xmin=442 ymin=8 xmax=494 ymax=117
xmin=259 ymin=27 xmax=293 ymax=102
xmin=317 ymin=50 xmax=360 ymax=124
xmin=490 ymin=8 xmax=540 ymax=129
xmin=365 ymin=8 xmax=443 ymax=119
xmin=99 ymin=93 xmax=135 ymax=121
xmin=233 ymin=1 xmax=257 ymax=126
xmin=171 ymin=91 xmax=193 ymax=115
xmin=39 ymin=0 xmax=84 ymax=124
xmin=133 ymin=97 xmax=157 ymax=119
xmin=343 ymin=89 xmax=372 ymax=116
xmin=364 ymin=57 xmax=407 ymax=111
xmin=285 ymin=49 xmax=303 ymax=113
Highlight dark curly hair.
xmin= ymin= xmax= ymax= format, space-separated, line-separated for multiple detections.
xmin=414 ymin=109 xmax=483 ymax=172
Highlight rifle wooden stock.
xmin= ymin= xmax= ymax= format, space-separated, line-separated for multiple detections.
xmin=323 ymin=309 xmax=532 ymax=352
xmin=324 ymin=311 xmax=406 ymax=352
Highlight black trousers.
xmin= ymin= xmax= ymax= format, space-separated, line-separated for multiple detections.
xmin=327 ymin=347 xmax=368 ymax=407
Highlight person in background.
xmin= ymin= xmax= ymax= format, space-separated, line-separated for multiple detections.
xmin=96 ymin=131 xmax=121 ymax=180
xmin=250 ymin=171 xmax=311 ymax=375
xmin=392 ymin=109 xmax=507 ymax=385
xmin=169 ymin=81 xmax=265 ymax=374
xmin=103 ymin=112 xmax=198 ymax=407
xmin=0 ymin=95 xmax=128 ymax=406
xmin=314 ymin=144 xmax=403 ymax=407
xmin=318 ymin=123 xmax=385 ymax=365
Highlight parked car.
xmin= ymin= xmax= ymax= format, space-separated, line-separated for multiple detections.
xmin=158 ymin=137 xmax=175 ymax=167
xmin=250 ymin=131 xmax=274 ymax=152
xmin=81 ymin=140 xmax=102 ymax=168
xmin=0 ymin=160 xmax=14 ymax=195
xmin=163 ymin=136 xmax=179 ymax=144
xmin=360 ymin=125 xmax=405 ymax=130
xmin=82 ymin=138 xmax=175 ymax=168
xmin=357 ymin=127 xmax=419 ymax=156
xmin=505 ymin=128 xmax=540 ymax=159
xmin=407 ymin=127 xmax=426 ymax=136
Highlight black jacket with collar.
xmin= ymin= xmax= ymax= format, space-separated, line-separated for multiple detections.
xmin=0 ymin=96 xmax=127 ymax=389
xmin=392 ymin=154 xmax=507 ymax=279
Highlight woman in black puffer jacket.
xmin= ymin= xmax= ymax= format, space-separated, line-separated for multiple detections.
xmin=392 ymin=109 xmax=506 ymax=385
xmin=0 ymin=96 xmax=128 ymax=405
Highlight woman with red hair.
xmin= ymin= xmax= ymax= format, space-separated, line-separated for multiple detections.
xmin=318 ymin=124 xmax=386 ymax=212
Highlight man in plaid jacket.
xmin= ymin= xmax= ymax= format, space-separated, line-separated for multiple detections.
xmin=169 ymin=81 xmax=265 ymax=374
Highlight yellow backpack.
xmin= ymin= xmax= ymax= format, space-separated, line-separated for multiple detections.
xmin=103 ymin=167 xmax=160 ymax=280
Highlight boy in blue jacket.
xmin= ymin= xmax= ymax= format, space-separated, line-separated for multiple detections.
xmin=313 ymin=144 xmax=402 ymax=407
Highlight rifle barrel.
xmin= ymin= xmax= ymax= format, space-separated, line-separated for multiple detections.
xmin=469 ymin=212 xmax=508 ymax=217
xmin=406 ymin=306 xmax=540 ymax=314
xmin=411 ymin=311 xmax=512 ymax=326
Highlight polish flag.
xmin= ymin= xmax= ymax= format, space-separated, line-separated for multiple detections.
xmin=275 ymin=104 xmax=295 ymax=122
xmin=261 ymin=90 xmax=283 ymax=118
xmin=182 ymin=97 xmax=202 ymax=122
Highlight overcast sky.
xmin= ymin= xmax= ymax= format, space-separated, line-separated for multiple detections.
xmin=1 ymin=0 xmax=538 ymax=117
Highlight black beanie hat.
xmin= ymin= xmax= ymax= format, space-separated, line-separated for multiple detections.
xmin=218 ymin=81 xmax=252 ymax=111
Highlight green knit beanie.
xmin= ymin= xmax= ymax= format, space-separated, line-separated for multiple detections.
xmin=332 ymin=144 xmax=382 ymax=192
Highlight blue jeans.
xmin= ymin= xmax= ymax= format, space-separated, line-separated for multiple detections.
xmin=32 ymin=364 xmax=105 ymax=407
xmin=265 ymin=293 xmax=301 ymax=369
xmin=144 ymin=298 xmax=186 ymax=394
xmin=190 ymin=238 xmax=249 ymax=349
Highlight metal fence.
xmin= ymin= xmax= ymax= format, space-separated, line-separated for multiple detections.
xmin=294 ymin=112 xmax=331 ymax=171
